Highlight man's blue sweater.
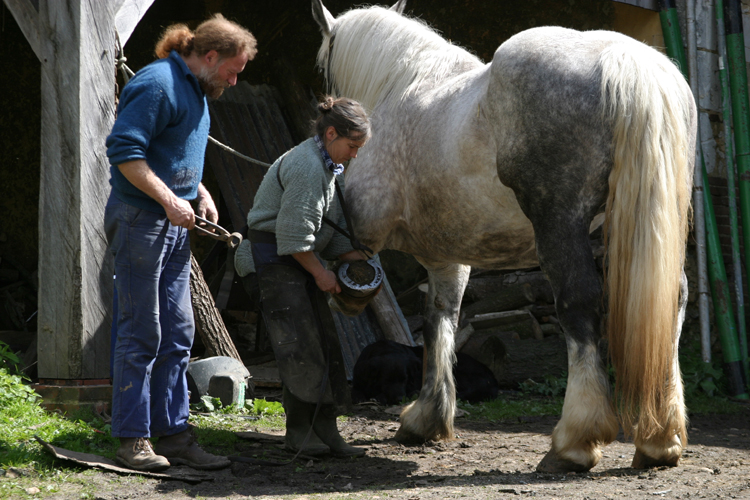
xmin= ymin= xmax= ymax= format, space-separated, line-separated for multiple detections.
xmin=106 ymin=51 xmax=209 ymax=214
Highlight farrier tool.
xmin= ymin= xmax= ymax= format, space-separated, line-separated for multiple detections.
xmin=193 ymin=215 xmax=243 ymax=249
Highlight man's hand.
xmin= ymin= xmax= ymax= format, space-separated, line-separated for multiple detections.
xmin=196 ymin=183 xmax=219 ymax=224
xmin=165 ymin=197 xmax=196 ymax=229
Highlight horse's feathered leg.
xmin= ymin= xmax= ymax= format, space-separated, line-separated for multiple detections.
xmin=395 ymin=261 xmax=470 ymax=443
xmin=532 ymin=220 xmax=620 ymax=473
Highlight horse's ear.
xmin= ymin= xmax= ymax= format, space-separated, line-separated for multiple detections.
xmin=390 ymin=0 xmax=407 ymax=14
xmin=312 ymin=0 xmax=335 ymax=36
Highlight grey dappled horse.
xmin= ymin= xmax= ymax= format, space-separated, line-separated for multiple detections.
xmin=313 ymin=0 xmax=696 ymax=473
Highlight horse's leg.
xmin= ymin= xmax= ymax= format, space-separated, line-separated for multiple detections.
xmin=395 ymin=261 xmax=471 ymax=443
xmin=631 ymin=270 xmax=688 ymax=468
xmin=534 ymin=220 xmax=619 ymax=473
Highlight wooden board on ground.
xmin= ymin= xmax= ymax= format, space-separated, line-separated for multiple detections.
xmin=248 ymin=361 xmax=281 ymax=388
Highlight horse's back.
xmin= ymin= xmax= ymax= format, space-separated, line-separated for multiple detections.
xmin=484 ymin=26 xmax=685 ymax=222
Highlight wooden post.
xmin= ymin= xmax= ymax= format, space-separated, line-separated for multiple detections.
xmin=3 ymin=0 xmax=153 ymax=379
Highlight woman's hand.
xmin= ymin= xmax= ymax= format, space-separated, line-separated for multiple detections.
xmin=313 ymin=268 xmax=341 ymax=294
xmin=292 ymin=251 xmax=342 ymax=294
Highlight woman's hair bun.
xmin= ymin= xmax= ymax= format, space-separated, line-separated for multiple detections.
xmin=318 ymin=96 xmax=335 ymax=113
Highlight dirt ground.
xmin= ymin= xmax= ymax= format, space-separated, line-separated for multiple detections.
xmin=19 ymin=397 xmax=750 ymax=500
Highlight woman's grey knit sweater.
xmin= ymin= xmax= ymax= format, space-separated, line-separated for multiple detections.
xmin=234 ymin=137 xmax=353 ymax=277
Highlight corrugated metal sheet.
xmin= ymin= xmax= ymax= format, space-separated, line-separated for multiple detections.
xmin=332 ymin=306 xmax=383 ymax=380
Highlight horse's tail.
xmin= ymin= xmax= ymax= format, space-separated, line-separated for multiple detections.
xmin=598 ymin=41 xmax=694 ymax=444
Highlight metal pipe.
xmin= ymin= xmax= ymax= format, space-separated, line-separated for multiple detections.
xmin=723 ymin=2 xmax=750 ymax=292
xmin=659 ymin=0 xmax=711 ymax=364
xmin=686 ymin=0 xmax=712 ymax=369
xmin=716 ymin=0 xmax=750 ymax=389
xmin=702 ymin=165 xmax=748 ymax=397
xmin=659 ymin=0 xmax=749 ymax=397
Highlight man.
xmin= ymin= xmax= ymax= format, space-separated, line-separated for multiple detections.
xmin=104 ymin=14 xmax=256 ymax=472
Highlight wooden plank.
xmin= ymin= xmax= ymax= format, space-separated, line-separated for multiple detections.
xmin=36 ymin=0 xmax=117 ymax=378
xmin=369 ymin=274 xmax=415 ymax=347
xmin=3 ymin=0 xmax=42 ymax=60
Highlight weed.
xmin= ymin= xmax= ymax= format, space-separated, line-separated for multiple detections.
xmin=457 ymin=393 xmax=563 ymax=422
xmin=519 ymin=372 xmax=567 ymax=397
xmin=0 ymin=341 xmax=22 ymax=374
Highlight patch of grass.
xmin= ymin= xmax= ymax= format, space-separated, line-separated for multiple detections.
xmin=685 ymin=392 xmax=746 ymax=415
xmin=458 ymin=393 xmax=563 ymax=422
xmin=188 ymin=397 xmax=285 ymax=453
xmin=0 ymin=369 xmax=291 ymax=498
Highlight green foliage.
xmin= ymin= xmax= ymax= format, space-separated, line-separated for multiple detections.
xmin=190 ymin=396 xmax=284 ymax=418
xmin=0 ymin=342 xmax=22 ymax=374
xmin=191 ymin=395 xmax=225 ymax=413
xmin=519 ymin=373 xmax=568 ymax=398
xmin=679 ymin=340 xmax=726 ymax=398
xmin=0 ymin=368 xmax=38 ymax=407
xmin=251 ymin=398 xmax=284 ymax=417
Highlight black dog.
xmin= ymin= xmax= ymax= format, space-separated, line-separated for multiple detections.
xmin=352 ymin=340 xmax=499 ymax=405
xmin=352 ymin=340 xmax=422 ymax=405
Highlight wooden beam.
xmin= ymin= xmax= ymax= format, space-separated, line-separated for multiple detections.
xmin=114 ymin=0 xmax=155 ymax=47
xmin=3 ymin=0 xmax=42 ymax=60
xmin=36 ymin=0 xmax=117 ymax=378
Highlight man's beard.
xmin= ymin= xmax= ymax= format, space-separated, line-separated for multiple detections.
xmin=197 ymin=64 xmax=227 ymax=100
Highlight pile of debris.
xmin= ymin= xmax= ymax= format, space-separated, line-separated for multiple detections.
xmin=400 ymin=269 xmax=568 ymax=390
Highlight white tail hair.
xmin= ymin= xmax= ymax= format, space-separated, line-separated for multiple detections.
xmin=599 ymin=37 xmax=693 ymax=445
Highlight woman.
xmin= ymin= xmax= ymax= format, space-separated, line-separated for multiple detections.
xmin=235 ymin=96 xmax=370 ymax=457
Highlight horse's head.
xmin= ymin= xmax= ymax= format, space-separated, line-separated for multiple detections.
xmin=312 ymin=0 xmax=407 ymax=107
xmin=312 ymin=0 xmax=406 ymax=39
xmin=310 ymin=0 xmax=479 ymax=113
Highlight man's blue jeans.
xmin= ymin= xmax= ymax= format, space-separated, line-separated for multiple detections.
xmin=105 ymin=194 xmax=194 ymax=438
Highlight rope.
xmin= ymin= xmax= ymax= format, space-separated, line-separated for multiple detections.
xmin=113 ymin=29 xmax=271 ymax=169
xmin=207 ymin=136 xmax=272 ymax=168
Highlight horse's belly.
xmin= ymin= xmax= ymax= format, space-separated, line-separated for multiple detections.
xmin=395 ymin=186 xmax=539 ymax=270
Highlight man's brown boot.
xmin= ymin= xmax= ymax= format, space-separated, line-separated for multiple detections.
xmin=154 ymin=428 xmax=231 ymax=470
xmin=116 ymin=437 xmax=170 ymax=471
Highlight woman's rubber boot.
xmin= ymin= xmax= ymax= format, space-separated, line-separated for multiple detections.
xmin=312 ymin=404 xmax=366 ymax=458
xmin=283 ymin=386 xmax=330 ymax=456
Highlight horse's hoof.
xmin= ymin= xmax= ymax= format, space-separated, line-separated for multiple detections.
xmin=631 ymin=449 xmax=680 ymax=469
xmin=536 ymin=448 xmax=592 ymax=473
xmin=394 ymin=426 xmax=426 ymax=445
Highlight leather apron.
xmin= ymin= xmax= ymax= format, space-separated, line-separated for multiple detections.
xmin=250 ymin=230 xmax=350 ymax=413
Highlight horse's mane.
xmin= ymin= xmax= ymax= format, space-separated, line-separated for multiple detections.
xmin=317 ymin=6 xmax=483 ymax=113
